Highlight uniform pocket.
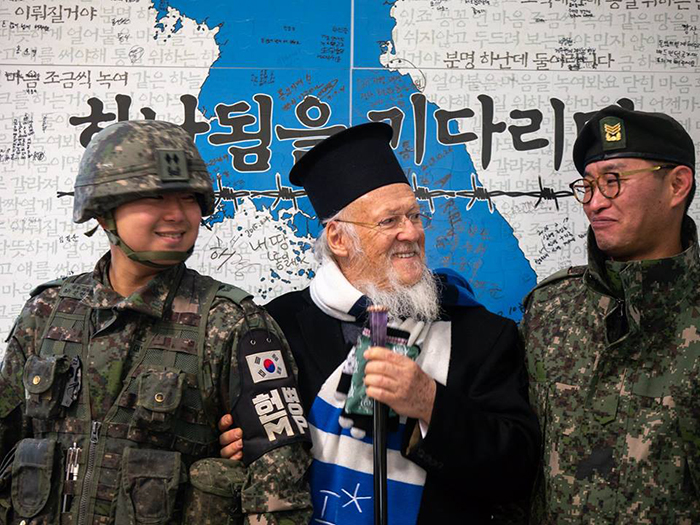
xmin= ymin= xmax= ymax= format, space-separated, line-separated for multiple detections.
xmin=182 ymin=458 xmax=244 ymax=525
xmin=132 ymin=370 xmax=185 ymax=432
xmin=116 ymin=448 xmax=184 ymax=525
xmin=624 ymin=374 xmax=693 ymax=520
xmin=11 ymin=438 xmax=62 ymax=520
xmin=22 ymin=355 xmax=70 ymax=419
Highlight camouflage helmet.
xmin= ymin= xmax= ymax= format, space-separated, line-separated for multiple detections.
xmin=73 ymin=120 xmax=215 ymax=223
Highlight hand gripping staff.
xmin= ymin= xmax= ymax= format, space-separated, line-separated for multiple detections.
xmin=368 ymin=305 xmax=389 ymax=525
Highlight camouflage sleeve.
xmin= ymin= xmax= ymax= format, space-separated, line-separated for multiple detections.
xmin=519 ymin=271 xmax=586 ymax=520
xmin=519 ymin=293 xmax=545 ymax=426
xmin=679 ymin=363 xmax=700 ymax=496
xmin=0 ymin=336 xmax=28 ymax=460
xmin=0 ymin=288 xmax=58 ymax=455
xmin=518 ymin=290 xmax=548 ymax=520
xmin=241 ymin=441 xmax=312 ymax=525
xmin=0 ymin=287 xmax=58 ymax=503
xmin=207 ymin=298 xmax=312 ymax=524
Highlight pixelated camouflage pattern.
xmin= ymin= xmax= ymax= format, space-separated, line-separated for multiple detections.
xmin=184 ymin=458 xmax=245 ymax=525
xmin=73 ymin=120 xmax=215 ymax=223
xmin=241 ymin=443 xmax=312 ymax=525
xmin=522 ymin=217 xmax=700 ymax=524
xmin=0 ymin=252 xmax=312 ymax=524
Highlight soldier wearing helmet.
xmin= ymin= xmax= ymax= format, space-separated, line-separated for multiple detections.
xmin=0 ymin=120 xmax=312 ymax=525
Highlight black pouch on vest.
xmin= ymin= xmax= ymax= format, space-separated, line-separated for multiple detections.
xmin=116 ymin=448 xmax=184 ymax=525
xmin=23 ymin=355 xmax=71 ymax=420
xmin=232 ymin=329 xmax=311 ymax=465
xmin=11 ymin=438 xmax=62 ymax=521
xmin=132 ymin=369 xmax=186 ymax=432
xmin=183 ymin=458 xmax=244 ymax=525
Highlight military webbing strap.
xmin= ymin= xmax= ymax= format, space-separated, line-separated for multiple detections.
xmin=214 ymin=284 xmax=253 ymax=305
xmin=37 ymin=273 xmax=92 ymax=359
xmin=32 ymin=418 xmax=218 ymax=458
xmin=195 ymin=281 xmax=253 ymax=424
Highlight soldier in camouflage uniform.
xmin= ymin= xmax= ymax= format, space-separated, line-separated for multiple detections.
xmin=522 ymin=106 xmax=700 ymax=523
xmin=0 ymin=120 xmax=312 ymax=525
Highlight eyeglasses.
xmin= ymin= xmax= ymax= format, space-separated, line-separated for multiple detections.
xmin=569 ymin=165 xmax=676 ymax=204
xmin=334 ymin=212 xmax=432 ymax=232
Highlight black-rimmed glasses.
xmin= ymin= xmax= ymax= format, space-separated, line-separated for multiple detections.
xmin=569 ymin=165 xmax=676 ymax=204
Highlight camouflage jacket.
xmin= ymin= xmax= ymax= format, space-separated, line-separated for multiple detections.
xmin=0 ymin=253 xmax=312 ymax=525
xmin=522 ymin=217 xmax=700 ymax=524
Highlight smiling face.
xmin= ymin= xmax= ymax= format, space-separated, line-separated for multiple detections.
xmin=329 ymin=183 xmax=426 ymax=290
xmin=582 ymin=158 xmax=687 ymax=261
xmin=110 ymin=191 xmax=202 ymax=267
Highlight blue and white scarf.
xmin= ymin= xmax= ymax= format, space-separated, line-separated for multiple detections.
xmin=307 ymin=261 xmax=452 ymax=525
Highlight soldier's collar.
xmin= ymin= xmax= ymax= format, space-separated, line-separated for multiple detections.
xmin=82 ymin=253 xmax=185 ymax=319
xmin=585 ymin=216 xmax=700 ymax=314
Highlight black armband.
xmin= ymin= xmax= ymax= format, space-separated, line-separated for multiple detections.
xmin=232 ymin=328 xmax=310 ymax=465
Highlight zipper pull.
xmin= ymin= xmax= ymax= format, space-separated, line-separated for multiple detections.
xmin=617 ymin=299 xmax=625 ymax=316
xmin=90 ymin=421 xmax=102 ymax=444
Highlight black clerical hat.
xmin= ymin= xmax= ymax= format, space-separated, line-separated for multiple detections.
xmin=573 ymin=105 xmax=695 ymax=175
xmin=289 ymin=122 xmax=408 ymax=221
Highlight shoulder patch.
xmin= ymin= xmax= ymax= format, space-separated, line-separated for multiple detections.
xmin=29 ymin=278 xmax=66 ymax=298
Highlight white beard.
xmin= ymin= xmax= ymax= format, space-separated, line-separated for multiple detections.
xmin=360 ymin=266 xmax=440 ymax=322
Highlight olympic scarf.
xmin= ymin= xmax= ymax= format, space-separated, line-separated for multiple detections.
xmin=307 ymin=261 xmax=451 ymax=525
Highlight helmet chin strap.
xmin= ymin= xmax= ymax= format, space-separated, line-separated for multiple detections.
xmin=101 ymin=212 xmax=193 ymax=269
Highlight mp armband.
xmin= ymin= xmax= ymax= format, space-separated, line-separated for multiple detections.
xmin=232 ymin=328 xmax=310 ymax=465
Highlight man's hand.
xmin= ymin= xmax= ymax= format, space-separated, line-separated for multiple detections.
xmin=363 ymin=346 xmax=436 ymax=424
xmin=218 ymin=414 xmax=243 ymax=461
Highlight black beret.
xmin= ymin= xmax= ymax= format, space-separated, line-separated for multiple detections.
xmin=289 ymin=122 xmax=409 ymax=222
xmin=573 ymin=105 xmax=695 ymax=175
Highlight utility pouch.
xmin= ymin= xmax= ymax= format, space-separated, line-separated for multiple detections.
xmin=23 ymin=355 xmax=71 ymax=419
xmin=132 ymin=370 xmax=185 ymax=432
xmin=10 ymin=438 xmax=62 ymax=521
xmin=183 ymin=458 xmax=244 ymax=525
xmin=116 ymin=448 xmax=184 ymax=525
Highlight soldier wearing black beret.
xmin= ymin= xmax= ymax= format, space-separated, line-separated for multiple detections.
xmin=522 ymin=105 xmax=700 ymax=522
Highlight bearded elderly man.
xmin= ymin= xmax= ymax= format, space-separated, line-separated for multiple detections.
xmin=522 ymin=106 xmax=700 ymax=522
xmin=220 ymin=123 xmax=539 ymax=524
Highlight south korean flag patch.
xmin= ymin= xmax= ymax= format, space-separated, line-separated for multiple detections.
xmin=246 ymin=351 xmax=289 ymax=383
xmin=233 ymin=327 xmax=311 ymax=465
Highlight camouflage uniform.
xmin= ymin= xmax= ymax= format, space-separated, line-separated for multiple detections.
xmin=522 ymin=216 xmax=700 ymax=524
xmin=0 ymin=120 xmax=312 ymax=525
xmin=0 ymin=254 xmax=312 ymax=525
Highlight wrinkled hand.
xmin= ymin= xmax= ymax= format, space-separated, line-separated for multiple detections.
xmin=218 ymin=414 xmax=243 ymax=461
xmin=363 ymin=346 xmax=436 ymax=424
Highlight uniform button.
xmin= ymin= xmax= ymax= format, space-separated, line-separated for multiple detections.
xmin=154 ymin=393 xmax=165 ymax=403
xmin=32 ymin=375 xmax=41 ymax=385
